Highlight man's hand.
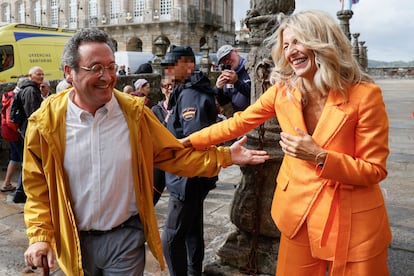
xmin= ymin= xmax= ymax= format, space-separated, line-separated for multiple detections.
xmin=216 ymin=70 xmax=237 ymax=89
xmin=24 ymin=241 xmax=54 ymax=270
xmin=230 ymin=136 xmax=269 ymax=165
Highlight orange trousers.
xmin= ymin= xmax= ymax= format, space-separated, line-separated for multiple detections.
xmin=275 ymin=223 xmax=389 ymax=276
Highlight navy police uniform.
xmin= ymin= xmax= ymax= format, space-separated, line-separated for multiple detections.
xmin=163 ymin=71 xmax=218 ymax=276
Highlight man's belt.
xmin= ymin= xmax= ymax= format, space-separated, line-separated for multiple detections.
xmin=80 ymin=214 xmax=140 ymax=235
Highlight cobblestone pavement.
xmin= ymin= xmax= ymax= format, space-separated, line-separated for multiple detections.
xmin=0 ymin=79 xmax=413 ymax=275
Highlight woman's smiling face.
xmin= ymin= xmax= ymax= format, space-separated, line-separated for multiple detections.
xmin=282 ymin=27 xmax=317 ymax=81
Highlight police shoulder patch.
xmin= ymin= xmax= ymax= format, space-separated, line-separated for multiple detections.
xmin=182 ymin=107 xmax=197 ymax=121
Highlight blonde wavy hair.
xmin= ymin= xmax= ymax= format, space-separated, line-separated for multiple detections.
xmin=268 ymin=10 xmax=372 ymax=99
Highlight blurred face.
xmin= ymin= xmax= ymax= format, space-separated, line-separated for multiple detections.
xmin=65 ymin=42 xmax=117 ymax=114
xmin=166 ymin=57 xmax=195 ymax=83
xmin=220 ymin=49 xmax=241 ymax=70
xmin=40 ymin=81 xmax=50 ymax=96
xmin=282 ymin=28 xmax=317 ymax=81
xmin=29 ymin=67 xmax=45 ymax=86
xmin=139 ymin=82 xmax=151 ymax=96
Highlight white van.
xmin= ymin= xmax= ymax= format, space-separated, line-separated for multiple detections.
xmin=114 ymin=51 xmax=155 ymax=74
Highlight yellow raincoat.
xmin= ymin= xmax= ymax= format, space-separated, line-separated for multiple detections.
xmin=23 ymin=89 xmax=232 ymax=275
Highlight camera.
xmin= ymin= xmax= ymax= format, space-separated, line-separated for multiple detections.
xmin=221 ymin=64 xmax=231 ymax=70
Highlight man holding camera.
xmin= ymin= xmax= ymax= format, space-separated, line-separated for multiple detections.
xmin=214 ymin=45 xmax=251 ymax=113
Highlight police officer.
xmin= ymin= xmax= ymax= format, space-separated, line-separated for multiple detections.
xmin=161 ymin=45 xmax=218 ymax=276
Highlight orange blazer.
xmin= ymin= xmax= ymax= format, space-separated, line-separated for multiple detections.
xmin=190 ymin=82 xmax=391 ymax=264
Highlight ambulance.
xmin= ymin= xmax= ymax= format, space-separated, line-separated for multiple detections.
xmin=0 ymin=23 xmax=76 ymax=83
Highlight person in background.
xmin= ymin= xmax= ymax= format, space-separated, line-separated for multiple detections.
xmin=214 ymin=44 xmax=251 ymax=113
xmin=12 ymin=66 xmax=44 ymax=204
xmin=122 ymin=84 xmax=134 ymax=94
xmin=151 ymin=72 xmax=173 ymax=205
xmin=131 ymin=78 xmax=153 ymax=107
xmin=134 ymin=61 xmax=153 ymax=74
xmin=0 ymin=77 xmax=25 ymax=192
xmin=40 ymin=80 xmax=51 ymax=99
xmin=152 ymin=73 xmax=173 ymax=125
xmin=182 ymin=10 xmax=391 ymax=276
xmin=160 ymin=45 xmax=220 ymax=276
xmin=56 ymin=76 xmax=72 ymax=93
xmin=117 ymin=64 xmax=127 ymax=75
xmin=22 ymin=28 xmax=269 ymax=275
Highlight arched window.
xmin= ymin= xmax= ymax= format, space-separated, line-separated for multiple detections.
xmin=126 ymin=37 xmax=142 ymax=52
xmin=199 ymin=37 xmax=207 ymax=51
xmin=112 ymin=39 xmax=118 ymax=52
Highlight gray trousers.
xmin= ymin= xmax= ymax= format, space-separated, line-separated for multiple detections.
xmin=80 ymin=215 xmax=145 ymax=276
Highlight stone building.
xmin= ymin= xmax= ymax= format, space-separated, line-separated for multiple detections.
xmin=0 ymin=0 xmax=235 ymax=54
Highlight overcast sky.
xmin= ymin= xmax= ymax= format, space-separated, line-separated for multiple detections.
xmin=234 ymin=0 xmax=414 ymax=62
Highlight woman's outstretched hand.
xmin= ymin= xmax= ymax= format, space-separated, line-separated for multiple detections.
xmin=230 ymin=136 xmax=269 ymax=165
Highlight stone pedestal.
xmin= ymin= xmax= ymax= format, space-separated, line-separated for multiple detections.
xmin=337 ymin=10 xmax=354 ymax=41
xmin=352 ymin=33 xmax=360 ymax=61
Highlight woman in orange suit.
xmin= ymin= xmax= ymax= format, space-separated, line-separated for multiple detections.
xmin=181 ymin=10 xmax=391 ymax=276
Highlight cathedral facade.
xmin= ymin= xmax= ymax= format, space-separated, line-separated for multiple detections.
xmin=0 ymin=0 xmax=236 ymax=54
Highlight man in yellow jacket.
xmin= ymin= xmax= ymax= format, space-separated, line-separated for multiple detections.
xmin=22 ymin=28 xmax=269 ymax=275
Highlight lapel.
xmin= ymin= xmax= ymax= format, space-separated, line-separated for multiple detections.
xmin=312 ymin=90 xmax=349 ymax=147
xmin=278 ymin=87 xmax=307 ymax=133
xmin=278 ymin=88 xmax=349 ymax=147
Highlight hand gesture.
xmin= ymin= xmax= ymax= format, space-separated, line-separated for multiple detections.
xmin=279 ymin=127 xmax=325 ymax=162
xmin=230 ymin=136 xmax=269 ymax=165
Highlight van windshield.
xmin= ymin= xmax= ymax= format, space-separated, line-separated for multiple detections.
xmin=0 ymin=45 xmax=14 ymax=72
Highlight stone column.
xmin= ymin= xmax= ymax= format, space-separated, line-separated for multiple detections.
xmin=199 ymin=43 xmax=212 ymax=75
xmin=352 ymin=33 xmax=360 ymax=62
xmin=359 ymin=41 xmax=368 ymax=72
xmin=152 ymin=37 xmax=168 ymax=74
xmin=336 ymin=9 xmax=353 ymax=41
xmin=204 ymin=1 xmax=294 ymax=275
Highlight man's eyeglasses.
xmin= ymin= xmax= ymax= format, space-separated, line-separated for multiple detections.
xmin=161 ymin=83 xmax=173 ymax=89
xmin=79 ymin=63 xmax=118 ymax=76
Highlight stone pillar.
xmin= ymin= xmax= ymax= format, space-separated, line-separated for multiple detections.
xmin=359 ymin=41 xmax=368 ymax=72
xmin=199 ymin=43 xmax=211 ymax=75
xmin=152 ymin=37 xmax=168 ymax=74
xmin=204 ymin=1 xmax=295 ymax=275
xmin=352 ymin=33 xmax=360 ymax=62
xmin=336 ymin=9 xmax=353 ymax=41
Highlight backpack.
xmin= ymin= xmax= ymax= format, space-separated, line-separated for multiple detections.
xmin=9 ymin=91 xmax=26 ymax=127
xmin=1 ymin=90 xmax=20 ymax=141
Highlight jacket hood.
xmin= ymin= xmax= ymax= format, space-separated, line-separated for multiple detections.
xmin=20 ymin=79 xmax=39 ymax=90
xmin=168 ymin=71 xmax=214 ymax=109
